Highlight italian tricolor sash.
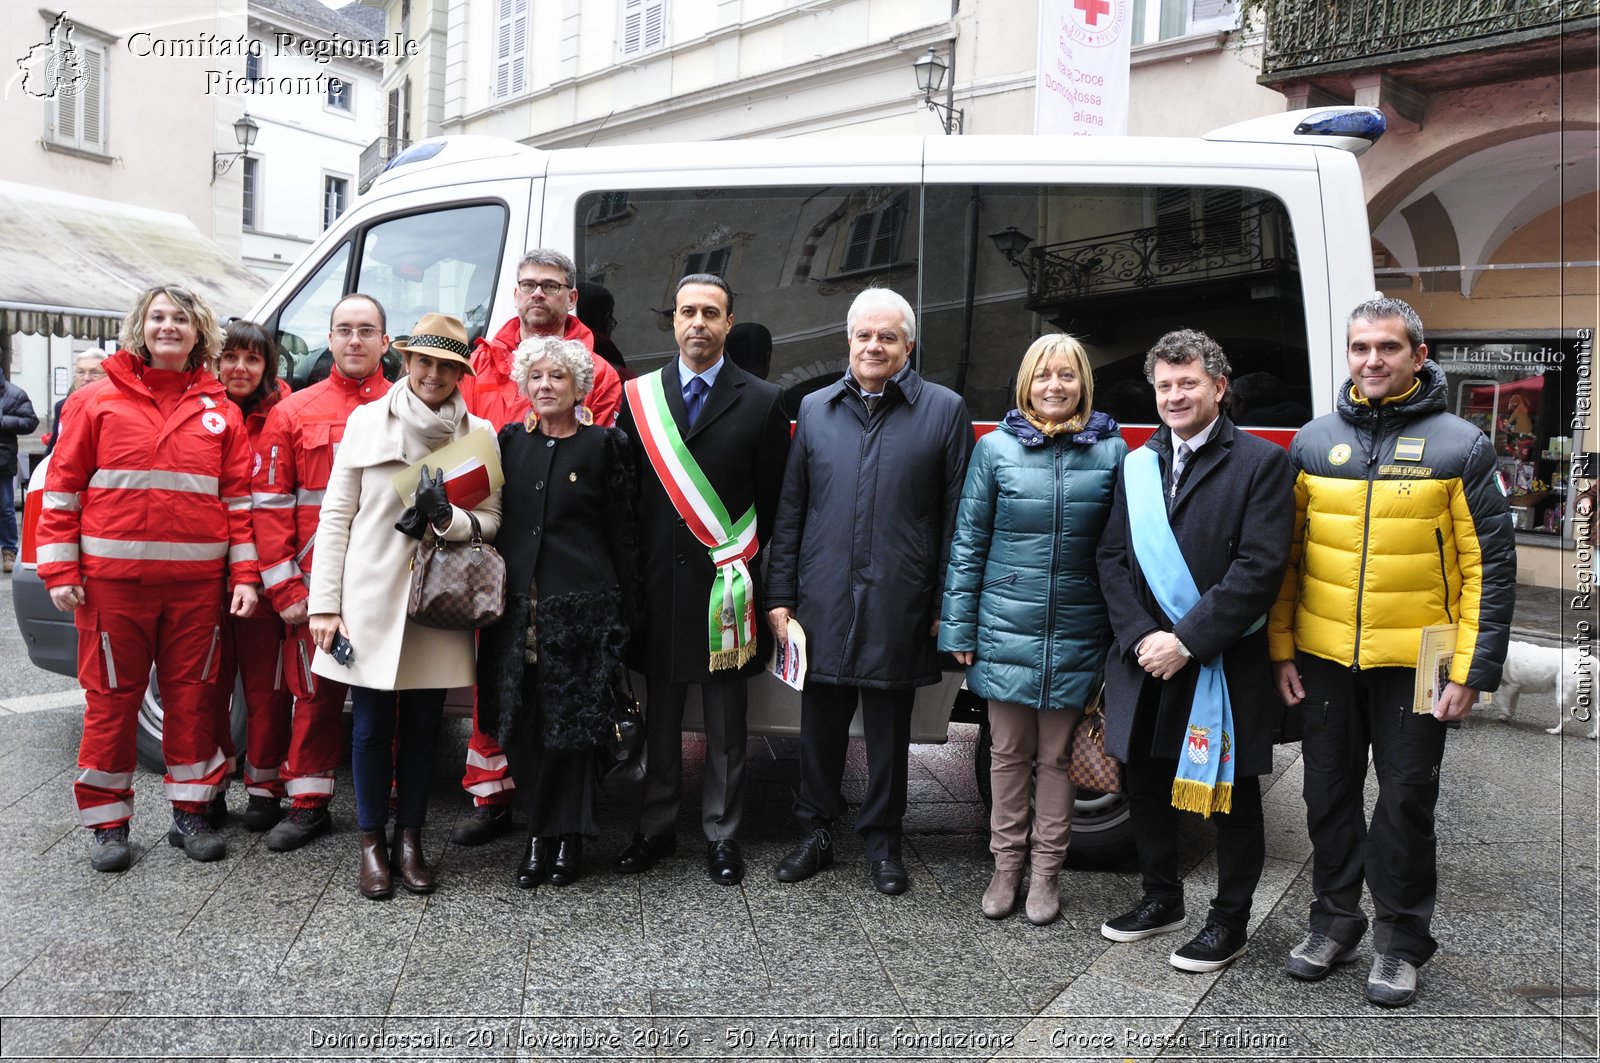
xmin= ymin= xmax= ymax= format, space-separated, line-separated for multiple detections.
xmin=626 ymin=372 xmax=759 ymax=671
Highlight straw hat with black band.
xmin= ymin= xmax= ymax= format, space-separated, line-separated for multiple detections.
xmin=392 ymin=313 xmax=476 ymax=375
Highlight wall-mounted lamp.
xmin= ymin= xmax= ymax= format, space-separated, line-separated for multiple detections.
xmin=988 ymin=226 xmax=1035 ymax=280
xmin=212 ymin=112 xmax=259 ymax=184
xmin=912 ymin=47 xmax=964 ymax=135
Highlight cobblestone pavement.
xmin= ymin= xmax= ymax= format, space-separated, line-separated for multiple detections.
xmin=2 ymin=572 xmax=1596 ymax=1061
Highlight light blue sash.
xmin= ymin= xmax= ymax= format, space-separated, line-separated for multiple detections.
xmin=1123 ymin=446 xmax=1239 ymax=816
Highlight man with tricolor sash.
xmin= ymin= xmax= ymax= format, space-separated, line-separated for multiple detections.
xmin=1096 ymin=329 xmax=1293 ymax=974
xmin=614 ymin=273 xmax=790 ymax=887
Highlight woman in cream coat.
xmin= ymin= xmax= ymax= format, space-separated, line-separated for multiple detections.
xmin=309 ymin=313 xmax=501 ymax=900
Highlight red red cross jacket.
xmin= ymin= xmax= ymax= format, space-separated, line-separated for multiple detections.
xmin=38 ymin=351 xmax=260 ymax=590
xmin=459 ymin=314 xmax=620 ymax=429
xmin=251 ymin=366 xmax=392 ymax=614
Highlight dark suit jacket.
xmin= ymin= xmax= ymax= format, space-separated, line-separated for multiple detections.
xmin=1095 ymin=416 xmax=1294 ymax=776
xmin=617 ymin=357 xmax=790 ymax=684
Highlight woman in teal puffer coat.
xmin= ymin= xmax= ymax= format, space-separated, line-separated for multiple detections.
xmin=939 ymin=334 xmax=1124 ymax=926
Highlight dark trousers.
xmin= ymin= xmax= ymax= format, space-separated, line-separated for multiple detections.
xmin=793 ymin=682 xmax=913 ymax=863
xmin=638 ymin=678 xmax=747 ymax=841
xmin=1298 ymin=655 xmax=1447 ymax=966
xmin=350 ymin=686 xmax=444 ymax=832
xmin=1125 ymin=693 xmax=1265 ymax=934
xmin=507 ymin=744 xmax=599 ymax=840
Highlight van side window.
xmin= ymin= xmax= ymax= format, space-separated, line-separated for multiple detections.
xmin=355 ymin=203 xmax=508 ymax=351
xmin=575 ymin=185 xmax=917 ymax=411
xmin=275 ymin=240 xmax=351 ymax=390
xmin=920 ymin=184 xmax=1312 ymax=425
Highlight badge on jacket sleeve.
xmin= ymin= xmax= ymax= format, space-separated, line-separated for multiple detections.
xmin=201 ymin=411 xmax=227 ymax=435
xmin=1329 ymin=443 xmax=1351 ymax=466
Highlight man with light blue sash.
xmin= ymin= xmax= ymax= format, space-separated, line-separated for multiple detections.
xmin=1096 ymin=329 xmax=1294 ymax=974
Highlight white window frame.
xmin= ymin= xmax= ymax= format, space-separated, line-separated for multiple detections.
xmin=620 ymin=0 xmax=666 ymax=58
xmin=494 ymin=0 xmax=529 ymax=101
xmin=1133 ymin=0 xmax=1237 ymax=45
xmin=45 ymin=35 xmax=109 ymax=156
xmin=242 ymin=156 xmax=260 ymax=231
xmin=245 ymin=51 xmax=263 ymax=84
xmin=325 ymin=75 xmax=353 ymax=115
xmin=322 ymin=173 xmax=350 ymax=231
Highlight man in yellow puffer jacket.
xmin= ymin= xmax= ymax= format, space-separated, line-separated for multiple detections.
xmin=1270 ymin=296 xmax=1514 ymax=1009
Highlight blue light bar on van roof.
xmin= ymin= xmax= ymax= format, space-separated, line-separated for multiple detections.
xmin=1294 ymin=109 xmax=1386 ymax=142
xmin=386 ymin=141 xmax=447 ymax=173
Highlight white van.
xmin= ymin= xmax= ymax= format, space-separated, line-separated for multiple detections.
xmin=14 ymin=108 xmax=1383 ymax=861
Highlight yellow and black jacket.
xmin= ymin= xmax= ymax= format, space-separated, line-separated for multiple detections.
xmin=1268 ymin=360 xmax=1515 ymax=690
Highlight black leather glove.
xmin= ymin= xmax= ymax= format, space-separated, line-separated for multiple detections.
xmin=394 ymin=506 xmax=427 ymax=540
xmin=415 ymin=464 xmax=453 ymax=529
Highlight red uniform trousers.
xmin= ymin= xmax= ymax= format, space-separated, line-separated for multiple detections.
xmin=73 ymin=578 xmax=229 ymax=827
xmin=279 ymin=622 xmax=347 ymax=809
xmin=208 ymin=609 xmax=292 ymax=799
xmin=461 ymin=698 xmax=515 ymax=807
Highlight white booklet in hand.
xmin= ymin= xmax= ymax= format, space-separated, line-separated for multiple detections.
xmin=770 ymin=619 xmax=807 ymax=690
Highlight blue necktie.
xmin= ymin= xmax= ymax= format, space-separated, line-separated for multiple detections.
xmin=685 ymin=375 xmax=707 ymax=428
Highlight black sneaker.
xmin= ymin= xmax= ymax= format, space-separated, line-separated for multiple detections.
xmin=264 ymin=804 xmax=331 ymax=852
xmin=1170 ymin=919 xmax=1248 ymax=973
xmin=241 ymin=794 xmax=284 ymax=832
xmin=448 ymin=802 xmax=513 ymax=847
xmin=167 ymin=810 xmax=226 ymax=862
xmin=90 ymin=825 xmax=132 ymax=872
xmin=1101 ymin=895 xmax=1187 ymax=942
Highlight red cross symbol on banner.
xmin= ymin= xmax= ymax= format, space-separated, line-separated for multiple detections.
xmin=1075 ymin=0 xmax=1112 ymax=26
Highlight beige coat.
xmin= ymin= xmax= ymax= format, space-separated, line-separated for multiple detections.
xmin=308 ymin=384 xmax=501 ymax=690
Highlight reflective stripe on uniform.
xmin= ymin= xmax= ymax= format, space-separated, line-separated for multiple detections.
xmin=37 ymin=542 xmax=80 ymax=563
xmin=42 ymin=491 xmax=80 ymax=510
xmin=261 ymin=558 xmax=302 ymax=588
xmin=78 ymin=799 xmax=135 ymax=827
xmin=285 ymin=775 xmax=335 ymax=797
xmin=466 ymin=777 xmax=516 ymax=798
xmin=168 ymin=748 xmax=227 ymax=782
xmin=89 ymin=469 xmax=220 ymax=495
xmin=228 ymin=543 xmax=259 ymax=563
xmin=78 ymin=767 xmax=135 ymax=790
xmin=225 ymin=496 xmax=251 ymax=511
xmin=243 ymin=762 xmax=280 ymax=784
xmin=296 ymin=488 xmax=326 ymax=506
xmin=165 ymin=781 xmax=220 ymax=802
xmin=80 ymin=536 xmax=228 ymax=562
xmin=465 ymin=749 xmax=508 ymax=772
xmin=252 ymin=492 xmax=295 ymax=509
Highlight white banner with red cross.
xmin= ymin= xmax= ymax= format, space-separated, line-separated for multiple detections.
xmin=1034 ymin=0 xmax=1132 ymax=136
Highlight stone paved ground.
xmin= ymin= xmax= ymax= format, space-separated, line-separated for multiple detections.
xmin=2 ymin=571 xmax=1596 ymax=1061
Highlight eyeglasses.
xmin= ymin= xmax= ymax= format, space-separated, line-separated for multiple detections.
xmin=331 ymin=326 xmax=382 ymax=340
xmin=517 ymin=279 xmax=571 ymax=296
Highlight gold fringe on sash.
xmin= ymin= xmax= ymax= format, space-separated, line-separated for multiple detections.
xmin=708 ymin=640 xmax=757 ymax=673
xmin=1170 ymin=779 xmax=1233 ymax=819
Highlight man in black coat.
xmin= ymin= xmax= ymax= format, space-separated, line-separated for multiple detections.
xmin=0 ymin=367 xmax=40 ymax=573
xmin=766 ymin=288 xmax=972 ymax=896
xmin=1096 ymin=329 xmax=1293 ymax=973
xmin=613 ymin=274 xmax=790 ymax=886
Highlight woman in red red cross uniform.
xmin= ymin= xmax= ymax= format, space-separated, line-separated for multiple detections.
xmin=38 ymin=285 xmax=261 ymax=872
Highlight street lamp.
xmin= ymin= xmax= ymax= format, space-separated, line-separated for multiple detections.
xmin=212 ymin=112 xmax=259 ymax=184
xmin=988 ymin=226 xmax=1035 ymax=280
xmin=912 ymin=46 xmax=963 ymax=135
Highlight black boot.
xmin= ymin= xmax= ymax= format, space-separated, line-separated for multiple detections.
xmin=516 ymin=836 xmax=551 ymax=889
xmin=548 ymin=834 xmax=583 ymax=886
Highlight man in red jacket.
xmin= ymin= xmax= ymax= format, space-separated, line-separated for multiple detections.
xmin=252 ymin=294 xmax=393 ymax=851
xmin=450 ymin=248 xmax=621 ymax=846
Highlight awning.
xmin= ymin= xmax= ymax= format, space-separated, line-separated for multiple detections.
xmin=0 ymin=179 xmax=269 ymax=341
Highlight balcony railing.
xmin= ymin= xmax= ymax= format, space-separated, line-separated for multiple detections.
xmin=1261 ymin=0 xmax=1597 ymax=75
xmin=1021 ymin=200 xmax=1296 ymax=308
xmin=359 ymin=137 xmax=411 ymax=194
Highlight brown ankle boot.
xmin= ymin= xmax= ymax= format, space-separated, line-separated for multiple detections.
xmin=390 ymin=827 xmax=435 ymax=894
xmin=358 ymin=830 xmax=392 ymax=900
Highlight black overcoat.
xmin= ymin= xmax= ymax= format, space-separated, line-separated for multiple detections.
xmin=617 ymin=359 xmax=790 ymax=684
xmin=766 ymin=370 xmax=972 ymax=689
xmin=1095 ymin=417 xmax=1295 ymax=776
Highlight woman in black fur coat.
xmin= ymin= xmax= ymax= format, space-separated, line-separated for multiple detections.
xmin=475 ymin=336 xmax=640 ymax=889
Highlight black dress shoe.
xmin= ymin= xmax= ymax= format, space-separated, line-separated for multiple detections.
xmin=871 ymin=858 xmax=909 ymax=895
xmin=547 ymin=834 xmax=583 ymax=886
xmin=615 ymin=832 xmax=676 ymax=874
xmin=515 ymin=836 xmax=550 ymax=890
xmin=773 ymin=828 xmax=834 ymax=883
xmin=706 ymin=839 xmax=745 ymax=886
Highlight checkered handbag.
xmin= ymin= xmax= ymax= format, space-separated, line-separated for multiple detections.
xmin=1067 ymin=687 xmax=1123 ymax=794
xmin=406 ymin=511 xmax=506 ymax=630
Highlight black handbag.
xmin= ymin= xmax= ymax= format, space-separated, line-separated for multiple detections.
xmin=602 ymin=667 xmax=646 ymax=784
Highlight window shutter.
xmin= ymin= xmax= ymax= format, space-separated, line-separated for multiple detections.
xmin=80 ymin=46 xmax=102 ymax=150
xmin=1188 ymin=0 xmax=1239 ymax=33
xmin=622 ymin=0 xmax=643 ymax=55
xmin=387 ymin=87 xmax=400 ymax=139
xmin=869 ymin=195 xmax=905 ymax=267
xmin=842 ymin=215 xmax=871 ymax=273
xmin=643 ymin=0 xmax=666 ymax=49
